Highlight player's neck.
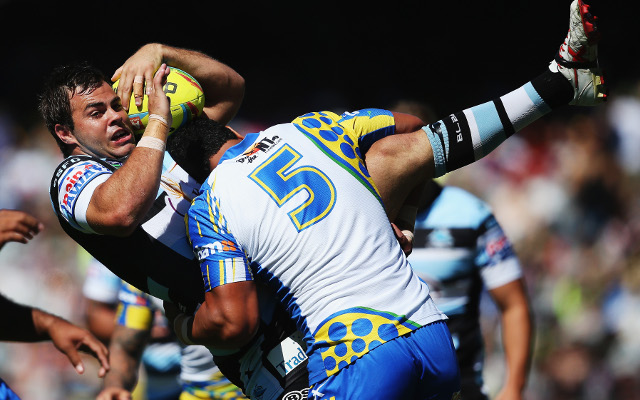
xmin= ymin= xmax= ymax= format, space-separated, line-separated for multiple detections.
xmin=209 ymin=138 xmax=243 ymax=170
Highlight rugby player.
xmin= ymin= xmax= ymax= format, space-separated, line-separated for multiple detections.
xmin=172 ymin=2 xmax=605 ymax=398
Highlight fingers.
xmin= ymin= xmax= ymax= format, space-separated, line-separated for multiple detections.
xmin=147 ymin=64 xmax=172 ymax=127
xmin=117 ymin=72 xmax=135 ymax=113
xmin=62 ymin=344 xmax=85 ymax=375
xmin=390 ymin=223 xmax=413 ymax=256
xmin=0 ymin=210 xmax=43 ymax=247
xmin=133 ymin=75 xmax=145 ymax=108
xmin=78 ymin=335 xmax=111 ymax=377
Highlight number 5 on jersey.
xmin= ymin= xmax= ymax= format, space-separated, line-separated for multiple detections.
xmin=249 ymin=145 xmax=336 ymax=232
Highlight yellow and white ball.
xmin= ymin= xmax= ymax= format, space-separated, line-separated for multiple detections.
xmin=112 ymin=66 xmax=205 ymax=136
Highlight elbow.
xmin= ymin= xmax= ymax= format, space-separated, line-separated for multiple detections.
xmin=195 ymin=315 xmax=259 ymax=350
xmin=93 ymin=210 xmax=139 ymax=237
xmin=192 ymin=299 xmax=259 ymax=350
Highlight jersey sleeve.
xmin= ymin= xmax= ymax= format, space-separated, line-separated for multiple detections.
xmin=337 ymin=108 xmax=397 ymax=153
xmin=475 ymin=215 xmax=522 ymax=290
xmin=55 ymin=159 xmax=112 ymax=233
xmin=186 ymin=181 xmax=253 ymax=293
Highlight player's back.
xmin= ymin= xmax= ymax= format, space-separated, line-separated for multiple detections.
xmin=190 ymin=111 xmax=446 ymax=383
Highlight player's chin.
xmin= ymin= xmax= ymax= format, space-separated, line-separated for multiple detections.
xmin=110 ymin=140 xmax=136 ymax=159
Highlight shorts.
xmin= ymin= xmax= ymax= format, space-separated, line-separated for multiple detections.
xmin=309 ymin=321 xmax=460 ymax=400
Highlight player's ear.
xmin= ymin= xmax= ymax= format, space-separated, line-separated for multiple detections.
xmin=54 ymin=124 xmax=78 ymax=146
xmin=227 ymin=126 xmax=244 ymax=140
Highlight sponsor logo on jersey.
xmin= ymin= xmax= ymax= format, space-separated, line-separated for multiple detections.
xmin=130 ymin=115 xmax=143 ymax=130
xmin=60 ymin=162 xmax=109 ymax=212
xmin=427 ymin=228 xmax=454 ymax=247
xmin=236 ymin=135 xmax=281 ymax=164
xmin=268 ymin=332 xmax=308 ymax=378
xmin=450 ymin=113 xmax=463 ymax=143
xmin=194 ymin=240 xmax=237 ymax=260
xmin=281 ymin=388 xmax=309 ymax=400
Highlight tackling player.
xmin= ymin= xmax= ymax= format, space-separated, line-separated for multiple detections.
xmin=171 ymin=1 xmax=606 ymax=398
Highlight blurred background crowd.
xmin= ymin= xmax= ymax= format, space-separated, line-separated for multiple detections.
xmin=1 ymin=0 xmax=638 ymax=399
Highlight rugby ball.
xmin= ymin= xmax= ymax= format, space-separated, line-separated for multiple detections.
xmin=112 ymin=66 xmax=205 ymax=136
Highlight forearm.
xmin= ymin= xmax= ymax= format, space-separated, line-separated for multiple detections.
xmin=103 ymin=328 xmax=148 ymax=390
xmin=500 ymin=302 xmax=533 ymax=393
xmin=155 ymin=44 xmax=245 ymax=124
xmin=366 ymin=130 xmax=435 ymax=221
xmin=189 ymin=301 xmax=258 ymax=350
xmin=88 ymin=120 xmax=168 ymax=235
xmin=179 ymin=283 xmax=260 ymax=350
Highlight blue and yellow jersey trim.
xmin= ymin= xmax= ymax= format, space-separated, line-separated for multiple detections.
xmin=187 ymin=185 xmax=253 ymax=293
xmin=116 ymin=283 xmax=154 ymax=331
xmin=291 ymin=109 xmax=397 ymax=202
xmin=309 ymin=306 xmax=421 ymax=380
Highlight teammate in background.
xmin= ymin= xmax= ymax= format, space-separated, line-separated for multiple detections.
xmin=170 ymin=2 xmax=605 ymax=398
xmin=41 ymin=45 xmax=312 ymax=399
xmin=0 ymin=209 xmax=110 ymax=399
xmin=83 ymin=257 xmax=122 ymax=345
xmin=97 ymin=282 xmax=245 ymax=400
xmin=410 ymin=180 xmax=533 ymax=400
xmin=82 ymin=259 xmax=183 ymax=399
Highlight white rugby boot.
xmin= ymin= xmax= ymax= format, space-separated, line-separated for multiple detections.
xmin=549 ymin=0 xmax=607 ymax=105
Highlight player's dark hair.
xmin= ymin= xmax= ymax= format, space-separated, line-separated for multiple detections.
xmin=38 ymin=62 xmax=107 ymax=156
xmin=167 ymin=117 xmax=239 ymax=183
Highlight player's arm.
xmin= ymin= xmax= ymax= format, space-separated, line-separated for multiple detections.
xmin=98 ymin=286 xmax=154 ymax=400
xmin=180 ymin=281 xmax=260 ymax=349
xmin=489 ymin=278 xmax=533 ymax=400
xmin=98 ymin=325 xmax=151 ymax=400
xmin=0 ymin=293 xmax=110 ymax=377
xmin=112 ymin=43 xmax=245 ymax=125
xmin=85 ymin=299 xmax=117 ymax=345
xmin=170 ymin=197 xmax=260 ymax=350
xmin=84 ymin=65 xmax=171 ymax=236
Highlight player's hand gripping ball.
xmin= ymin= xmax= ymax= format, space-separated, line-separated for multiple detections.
xmin=112 ymin=66 xmax=205 ymax=136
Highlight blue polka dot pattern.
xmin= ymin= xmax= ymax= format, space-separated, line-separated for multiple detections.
xmin=334 ymin=342 xmax=348 ymax=357
xmin=340 ymin=143 xmax=356 ymax=159
xmin=378 ymin=323 xmax=399 ymax=341
xmin=324 ymin=356 xmax=336 ymax=371
xmin=291 ymin=111 xmax=380 ymax=200
xmin=328 ymin=322 xmax=347 ymax=341
xmin=352 ymin=318 xmax=373 ymax=336
xmin=352 ymin=338 xmax=366 ymax=353
xmin=312 ymin=307 xmax=419 ymax=378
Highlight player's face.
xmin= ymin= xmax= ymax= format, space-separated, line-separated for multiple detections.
xmin=68 ymin=82 xmax=136 ymax=159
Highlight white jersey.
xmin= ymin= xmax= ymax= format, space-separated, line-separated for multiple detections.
xmin=187 ymin=110 xmax=446 ymax=385
xmin=51 ymin=151 xmax=307 ymax=399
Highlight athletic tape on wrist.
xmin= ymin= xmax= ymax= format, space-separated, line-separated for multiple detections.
xmin=173 ymin=314 xmax=195 ymax=345
xmin=137 ymin=136 xmax=166 ymax=152
xmin=148 ymin=114 xmax=169 ymax=127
